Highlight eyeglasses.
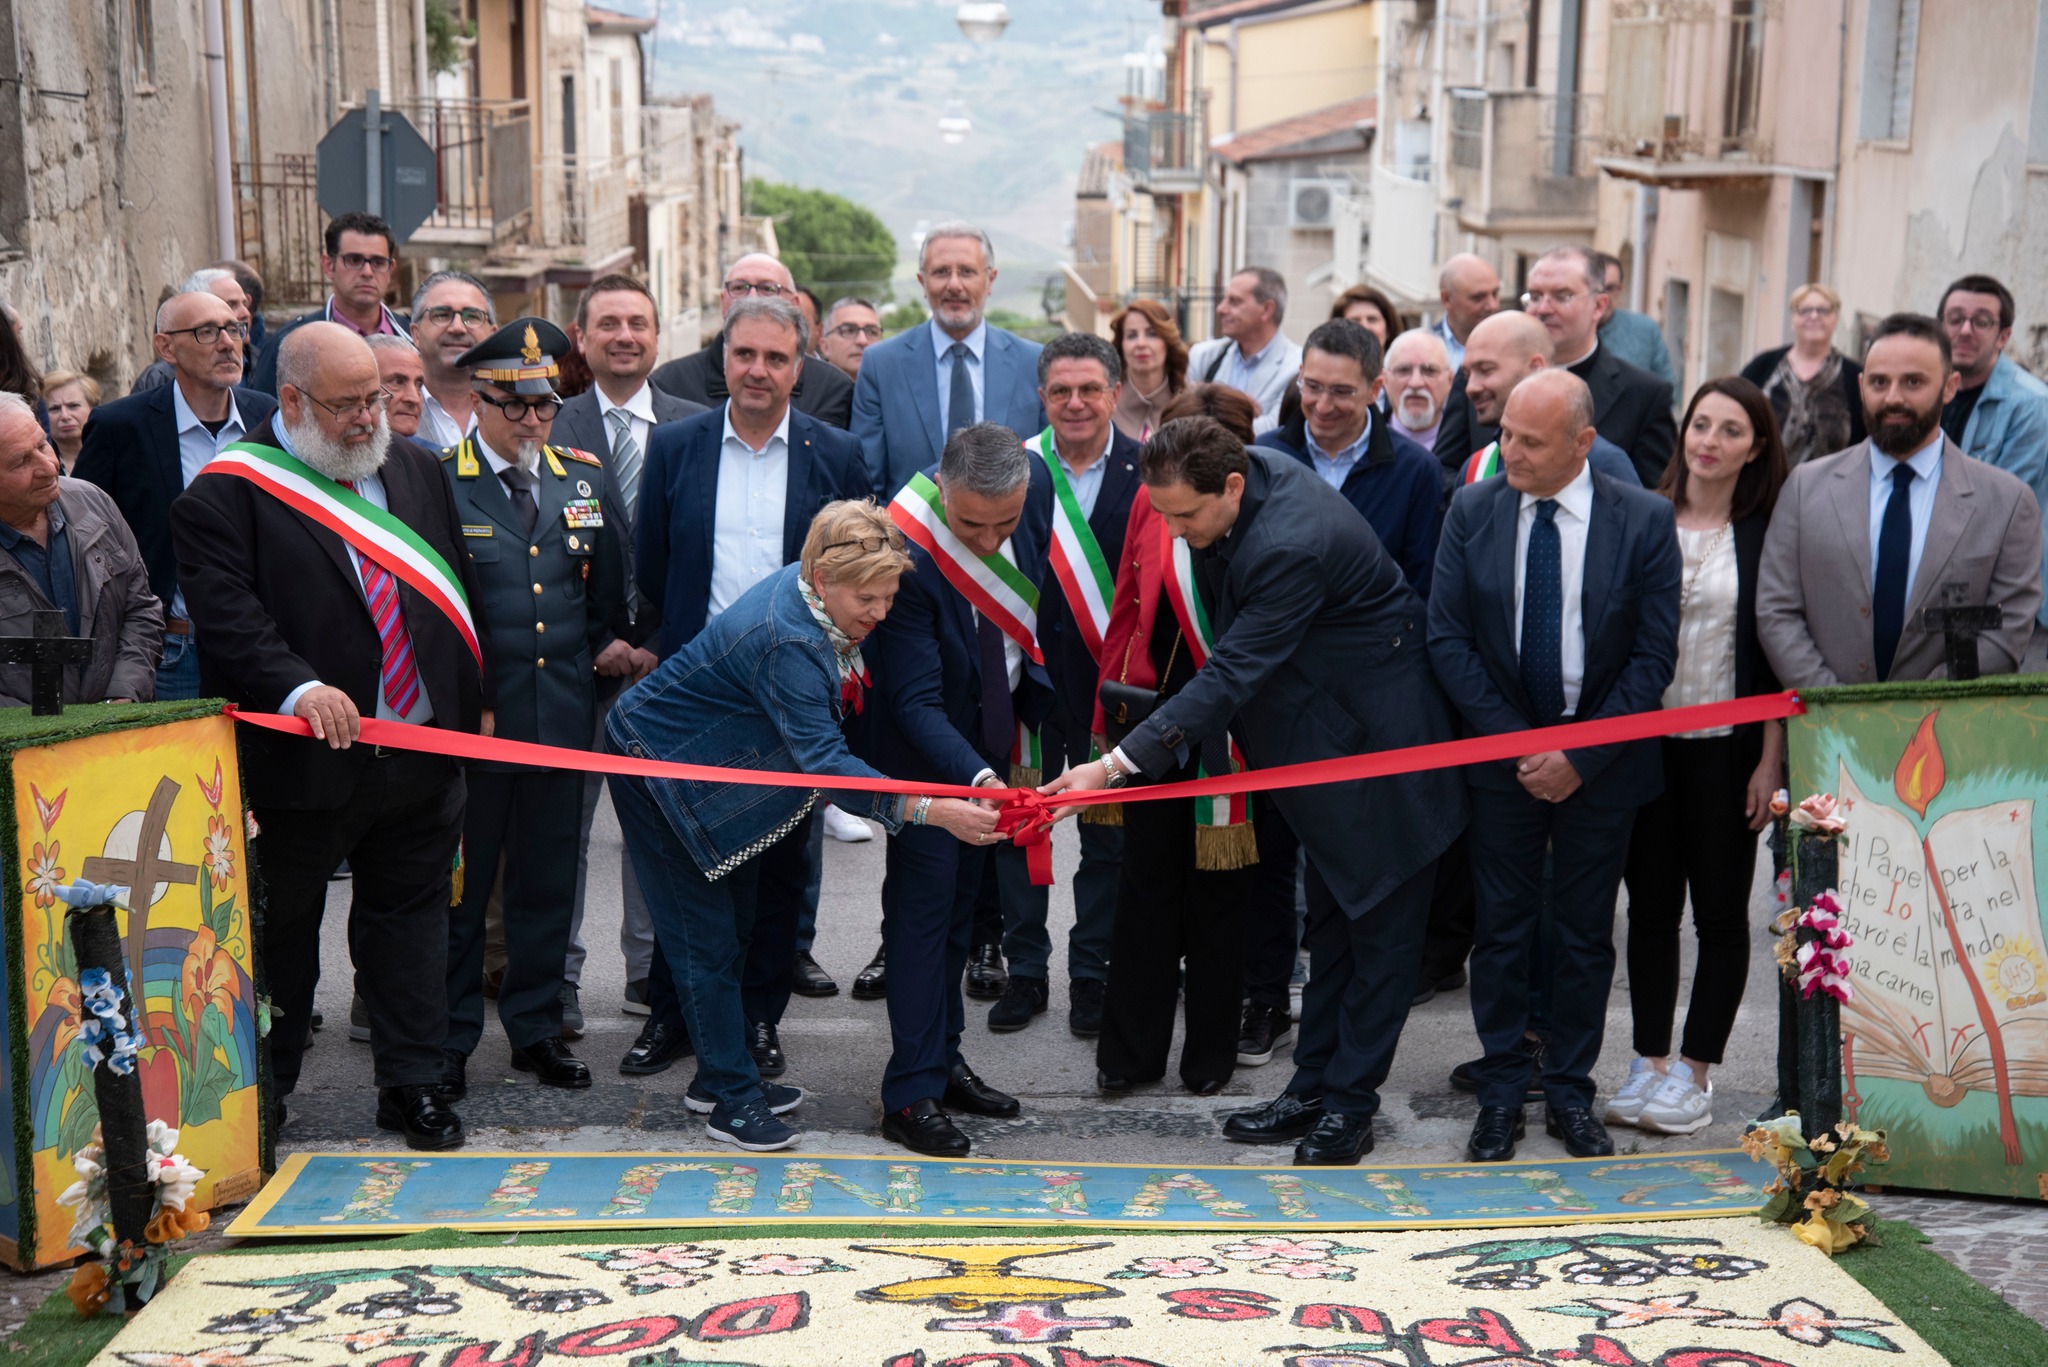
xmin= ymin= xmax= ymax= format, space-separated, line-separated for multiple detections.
xmin=723 ymin=280 xmax=787 ymax=297
xmin=824 ymin=535 xmax=900 ymax=554
xmin=830 ymin=323 xmax=883 ymax=341
xmin=482 ymin=394 xmax=562 ymax=422
xmin=1942 ymin=311 xmax=2003 ymax=333
xmin=1520 ymin=289 xmax=1584 ymax=309
xmin=1387 ymin=363 xmax=1448 ymax=380
xmin=418 ymin=305 xmax=493 ymax=328
xmin=1298 ymin=377 xmax=1363 ymax=402
xmin=1793 ymin=305 xmax=1838 ymax=319
xmin=304 ymin=388 xmax=392 ymax=421
xmin=337 ymin=252 xmax=395 ymax=273
xmin=161 ymin=322 xmax=249 ymax=346
xmin=1044 ymin=383 xmax=1111 ymax=404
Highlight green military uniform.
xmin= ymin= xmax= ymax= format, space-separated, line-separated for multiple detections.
xmin=438 ymin=318 xmax=630 ymax=1090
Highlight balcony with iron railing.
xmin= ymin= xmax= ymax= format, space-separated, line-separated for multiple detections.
xmin=1123 ymin=111 xmax=1204 ymax=195
xmin=1446 ymin=88 xmax=1600 ymax=232
xmin=334 ymin=96 xmax=535 ymax=248
xmin=538 ymin=154 xmax=635 ymax=271
xmin=1597 ymin=0 xmax=1775 ymax=184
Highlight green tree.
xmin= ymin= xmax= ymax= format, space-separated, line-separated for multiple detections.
xmin=744 ymin=179 xmax=896 ymax=305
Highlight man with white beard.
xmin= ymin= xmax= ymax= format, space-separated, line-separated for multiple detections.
xmin=1384 ymin=330 xmax=1453 ymax=454
xmin=172 ymin=321 xmax=488 ymax=1149
xmin=437 ymin=317 xmax=641 ymax=1103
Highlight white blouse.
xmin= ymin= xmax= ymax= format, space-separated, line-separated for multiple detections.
xmin=1664 ymin=523 xmax=1739 ymax=738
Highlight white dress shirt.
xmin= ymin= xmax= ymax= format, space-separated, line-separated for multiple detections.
xmin=707 ymin=403 xmax=792 ymax=619
xmin=968 ymin=534 xmax=1027 ymax=789
xmin=1867 ymin=431 xmax=1944 ymax=602
xmin=1056 ymin=428 xmax=1114 ymax=519
xmin=275 ymin=414 xmax=434 ymax=724
xmin=170 ymin=382 xmax=253 ymax=624
xmin=1512 ymin=460 xmax=1595 ymax=715
xmin=932 ymin=318 xmax=987 ymax=433
xmin=595 ymin=381 xmax=657 ymax=472
xmin=418 ymin=392 xmax=477 ymax=450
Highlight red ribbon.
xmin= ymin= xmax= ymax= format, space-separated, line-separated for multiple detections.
xmin=229 ymin=690 xmax=1806 ymax=886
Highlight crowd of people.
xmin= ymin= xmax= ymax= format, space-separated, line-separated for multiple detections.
xmin=3 ymin=208 xmax=2044 ymax=1166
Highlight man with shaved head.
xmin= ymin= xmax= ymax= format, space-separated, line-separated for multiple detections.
xmin=172 ymin=320 xmax=488 ymax=1151
xmin=76 ymin=289 xmax=276 ymax=698
xmin=1435 ymin=253 xmax=1500 ymax=370
xmin=1428 ymin=368 xmax=1680 ymax=1165
xmin=649 ymin=252 xmax=854 ymax=429
xmin=1448 ymin=311 xmax=1642 ymax=492
xmin=128 ymin=267 xmax=257 ymax=396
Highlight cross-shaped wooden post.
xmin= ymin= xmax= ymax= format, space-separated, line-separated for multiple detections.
xmin=0 ymin=609 xmax=92 ymax=715
xmin=1923 ymin=582 xmax=2003 ymax=682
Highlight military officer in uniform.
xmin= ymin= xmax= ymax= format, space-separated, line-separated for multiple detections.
xmin=438 ymin=317 xmax=644 ymax=1095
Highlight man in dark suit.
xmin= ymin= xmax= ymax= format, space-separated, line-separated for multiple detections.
xmin=76 ymin=289 xmax=276 ymax=700
xmin=625 ymin=297 xmax=871 ymax=1088
xmin=1435 ymin=247 xmax=1675 ymax=489
xmin=1046 ymin=419 xmax=1469 ymax=1166
xmin=1427 ymin=369 xmax=1680 ymax=1163
xmin=851 ymin=222 xmax=1047 ymax=497
xmin=1257 ymin=318 xmax=1442 ymax=595
xmin=866 ymin=422 xmax=1053 ymax=1157
xmin=171 ymin=322 xmax=486 ymax=1149
xmin=554 ymin=274 xmax=708 ymax=1022
xmin=649 ymin=254 xmax=853 ymax=430
xmin=248 ymin=212 xmax=412 ymax=395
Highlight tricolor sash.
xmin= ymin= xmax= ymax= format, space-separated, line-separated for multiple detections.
xmin=1462 ymin=441 xmax=1503 ymax=485
xmin=1027 ymin=427 xmax=1114 ymax=663
xmin=202 ymin=441 xmax=483 ymax=668
xmin=1159 ymin=522 xmax=1257 ymax=869
xmin=888 ymin=473 xmax=1043 ymax=664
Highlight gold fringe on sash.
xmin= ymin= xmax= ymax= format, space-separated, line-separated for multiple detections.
xmin=1194 ymin=820 xmax=1260 ymax=871
xmin=1009 ymin=764 xmax=1042 ymax=788
xmin=1081 ymin=802 xmax=1123 ymax=826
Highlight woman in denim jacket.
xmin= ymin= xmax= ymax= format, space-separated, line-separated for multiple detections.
xmin=607 ymin=501 xmax=1000 ymax=1152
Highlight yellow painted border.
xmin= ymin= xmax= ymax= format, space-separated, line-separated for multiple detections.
xmin=227 ymin=1148 xmax=1768 ymax=1239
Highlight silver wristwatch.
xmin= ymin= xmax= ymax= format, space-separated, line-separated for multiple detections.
xmin=1101 ymin=752 xmax=1132 ymax=789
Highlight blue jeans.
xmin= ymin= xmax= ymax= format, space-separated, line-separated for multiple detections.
xmin=610 ymin=770 xmax=766 ymax=1110
xmin=155 ymin=631 xmax=201 ymax=701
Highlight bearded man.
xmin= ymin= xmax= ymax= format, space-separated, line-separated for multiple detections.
xmin=172 ymin=321 xmax=489 ymax=1150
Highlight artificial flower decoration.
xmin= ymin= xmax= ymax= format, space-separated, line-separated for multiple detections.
xmin=1788 ymin=793 xmax=1847 ymax=835
xmin=1743 ymin=1116 xmax=1887 ymax=1256
xmin=58 ymin=1121 xmax=211 ymax=1315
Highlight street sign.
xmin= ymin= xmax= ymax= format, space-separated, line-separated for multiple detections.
xmin=316 ymin=91 xmax=438 ymax=243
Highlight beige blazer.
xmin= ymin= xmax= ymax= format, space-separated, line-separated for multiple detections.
xmin=1756 ymin=437 xmax=2043 ymax=687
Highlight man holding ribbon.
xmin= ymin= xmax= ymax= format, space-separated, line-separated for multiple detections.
xmin=171 ymin=321 xmax=488 ymax=1150
xmin=869 ymin=421 xmax=1055 ymax=1157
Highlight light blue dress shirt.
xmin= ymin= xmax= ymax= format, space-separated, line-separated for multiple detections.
xmin=1055 ymin=428 xmax=1114 ymax=520
xmin=931 ymin=318 xmax=987 ymax=434
xmin=1434 ymin=316 xmax=1467 ymax=372
xmin=708 ymin=403 xmax=792 ymax=619
xmin=1306 ymin=412 xmax=1374 ymax=489
xmin=1867 ymin=431 xmax=1944 ymax=603
xmin=170 ymin=382 xmax=252 ymax=623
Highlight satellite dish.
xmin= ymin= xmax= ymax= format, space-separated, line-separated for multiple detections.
xmin=939 ymin=100 xmax=972 ymax=143
xmin=955 ymin=2 xmax=1010 ymax=42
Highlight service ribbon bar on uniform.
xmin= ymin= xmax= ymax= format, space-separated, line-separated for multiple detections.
xmin=1028 ymin=427 xmax=1115 ymax=663
xmin=888 ymin=471 xmax=1044 ymax=663
xmin=203 ymin=443 xmax=484 ymax=668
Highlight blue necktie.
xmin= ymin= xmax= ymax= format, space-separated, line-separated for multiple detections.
xmin=1873 ymin=462 xmax=1916 ymax=681
xmin=1521 ymin=498 xmax=1565 ymax=727
xmin=947 ymin=341 xmax=975 ymax=435
xmin=977 ymin=612 xmax=1013 ymax=764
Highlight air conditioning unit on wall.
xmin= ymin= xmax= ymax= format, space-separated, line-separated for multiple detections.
xmin=1289 ymin=179 xmax=1347 ymax=230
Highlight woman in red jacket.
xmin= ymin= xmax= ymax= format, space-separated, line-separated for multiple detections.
xmin=1093 ymin=384 xmax=1267 ymax=1095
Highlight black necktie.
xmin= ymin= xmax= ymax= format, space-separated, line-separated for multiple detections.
xmin=1520 ymin=498 xmax=1565 ymax=726
xmin=1873 ymin=462 xmax=1916 ymax=681
xmin=977 ymin=612 xmax=1014 ymax=764
xmin=499 ymin=466 xmax=539 ymax=536
xmin=947 ymin=341 xmax=976 ymax=436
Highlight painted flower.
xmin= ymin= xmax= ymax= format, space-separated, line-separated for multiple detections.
xmin=46 ymin=974 xmax=82 ymax=1060
xmin=1116 ymin=1256 xmax=1224 ymax=1279
xmin=181 ymin=926 xmax=240 ymax=1035
xmin=307 ymin=1324 xmax=464 ymax=1354
xmin=204 ymin=814 xmax=237 ymax=889
xmin=1455 ymin=1269 xmax=1546 ymax=1291
xmin=509 ymin=1288 xmax=610 ymax=1314
xmin=580 ymin=1243 xmax=721 ymax=1272
xmin=1712 ymin=1297 xmax=1898 ymax=1349
xmin=1553 ymin=1292 xmax=1721 ymax=1330
xmin=1249 ymin=1258 xmax=1353 ymax=1280
xmin=339 ymin=1291 xmax=461 ymax=1319
xmin=1214 ymin=1235 xmax=1344 ymax=1262
xmin=729 ymin=1253 xmax=848 ymax=1276
xmin=623 ymin=1270 xmax=709 ymax=1294
xmin=112 ymin=1345 xmax=306 ymax=1367
xmin=201 ymin=1307 xmax=321 ymax=1335
xmin=1559 ymin=1255 xmax=1660 ymax=1286
xmin=27 ymin=840 xmax=65 ymax=908
xmin=1656 ymin=1252 xmax=1763 ymax=1280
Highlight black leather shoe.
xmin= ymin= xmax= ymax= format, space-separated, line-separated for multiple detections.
xmin=851 ymin=946 xmax=888 ymax=1000
xmin=1295 ymin=1112 xmax=1374 ymax=1165
xmin=882 ymin=1098 xmax=970 ymax=1156
xmin=435 ymin=1049 xmax=467 ymax=1105
xmin=1467 ymin=1105 xmax=1527 ymax=1162
xmin=1546 ymin=1105 xmax=1616 ymax=1157
xmin=944 ymin=1062 xmax=1020 ymax=1117
xmin=964 ymin=943 xmax=1009 ymax=1000
xmin=1187 ymin=1078 xmax=1226 ymax=1097
xmin=1097 ymin=1071 xmax=1134 ymax=1094
xmin=988 ymin=975 xmax=1048 ymax=1031
xmin=510 ymin=1036 xmax=592 ymax=1089
xmin=1221 ymin=1092 xmax=1325 ymax=1144
xmin=1450 ymin=1034 xmax=1547 ymax=1102
xmin=750 ymin=1021 xmax=787 ymax=1077
xmin=376 ymin=1084 xmax=464 ymax=1150
xmin=1068 ymin=977 xmax=1106 ymax=1036
xmin=792 ymin=951 xmax=839 ymax=997
xmin=619 ymin=1020 xmax=693 ymax=1075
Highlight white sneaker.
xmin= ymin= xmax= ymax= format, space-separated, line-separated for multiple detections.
xmin=821 ymin=804 xmax=874 ymax=843
xmin=1637 ymin=1062 xmax=1714 ymax=1135
xmin=1602 ymin=1057 xmax=1664 ymax=1128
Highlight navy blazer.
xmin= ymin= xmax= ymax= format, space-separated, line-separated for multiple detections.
xmin=635 ymin=403 xmax=872 ymax=659
xmin=852 ymin=323 xmax=1047 ymax=497
xmin=866 ymin=458 xmax=1056 ymax=786
xmin=1426 ymin=466 xmax=1682 ymax=808
xmin=73 ymin=383 xmax=279 ymax=612
xmin=1258 ymin=415 xmax=1443 ymax=597
xmin=1037 ymin=427 xmax=1144 ymax=728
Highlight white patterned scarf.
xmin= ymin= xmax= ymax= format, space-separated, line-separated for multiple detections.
xmin=798 ymin=572 xmax=871 ymax=715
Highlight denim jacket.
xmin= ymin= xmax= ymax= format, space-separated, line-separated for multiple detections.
xmin=607 ymin=563 xmax=906 ymax=877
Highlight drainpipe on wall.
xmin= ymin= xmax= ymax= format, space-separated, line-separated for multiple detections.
xmin=202 ymin=0 xmax=236 ymax=260
xmin=1552 ymin=0 xmax=1581 ymax=179
xmin=376 ymin=0 xmax=393 ymax=97
xmin=414 ymin=0 xmax=430 ymax=99
xmin=1630 ymin=182 xmax=1651 ymax=313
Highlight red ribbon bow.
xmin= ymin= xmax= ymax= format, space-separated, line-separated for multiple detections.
xmin=995 ymin=791 xmax=1060 ymax=886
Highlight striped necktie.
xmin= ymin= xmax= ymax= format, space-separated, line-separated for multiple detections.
xmin=608 ymin=407 xmax=643 ymax=521
xmin=341 ymin=481 xmax=422 ymax=718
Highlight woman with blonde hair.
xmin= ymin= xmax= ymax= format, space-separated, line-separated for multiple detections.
xmin=607 ymin=500 xmax=1001 ymax=1153
xmin=1739 ymin=283 xmax=1865 ymax=468
xmin=41 ymin=369 xmax=101 ymax=473
xmin=1109 ymin=298 xmax=1189 ymax=442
